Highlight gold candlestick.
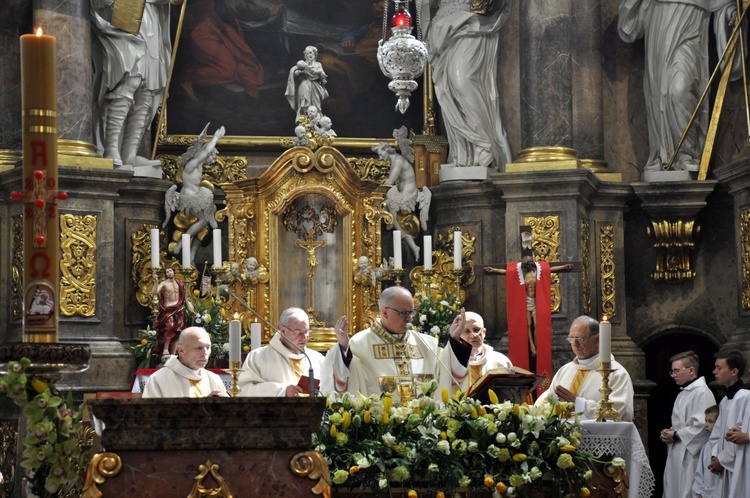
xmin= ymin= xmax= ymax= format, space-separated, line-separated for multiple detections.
xmin=227 ymin=360 xmax=242 ymax=397
xmin=596 ymin=361 xmax=620 ymax=422
xmin=421 ymin=268 xmax=435 ymax=296
xmin=450 ymin=268 xmax=464 ymax=307
xmin=390 ymin=268 xmax=405 ymax=286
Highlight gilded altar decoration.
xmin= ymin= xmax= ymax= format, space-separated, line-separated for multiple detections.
xmin=187 ymin=460 xmax=233 ymax=498
xmin=581 ymin=217 xmax=592 ymax=315
xmin=82 ymin=453 xmax=121 ymax=498
xmin=603 ymin=458 xmax=629 ymax=498
xmin=600 ymin=225 xmax=616 ymax=319
xmin=348 ymin=155 xmax=392 ymax=184
xmin=158 ymin=153 xmax=247 ymax=185
xmin=741 ymin=208 xmax=750 ymax=310
xmin=410 ymin=228 xmax=476 ymax=303
xmin=290 ymin=451 xmax=332 ymax=498
xmin=11 ymin=215 xmax=23 ymax=321
xmin=524 ymin=216 xmax=563 ymax=313
xmin=0 ymin=421 xmax=18 ymax=498
xmin=60 ymin=214 xmax=97 ymax=317
xmin=647 ymin=218 xmax=698 ymax=282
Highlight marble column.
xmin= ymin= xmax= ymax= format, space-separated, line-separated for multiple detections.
xmin=572 ymin=0 xmax=604 ymax=161
xmin=0 ymin=1 xmax=31 ymax=169
xmin=519 ymin=1 xmax=573 ymax=149
xmin=34 ymin=0 xmax=101 ymax=163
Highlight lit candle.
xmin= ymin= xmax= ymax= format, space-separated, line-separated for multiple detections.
xmin=150 ymin=228 xmax=160 ymax=268
xmin=599 ymin=316 xmax=612 ymax=364
xmin=229 ymin=314 xmax=241 ymax=364
xmin=423 ymin=235 xmax=432 ymax=270
xmin=453 ymin=231 xmax=462 ymax=270
xmin=181 ymin=234 xmax=191 ymax=268
xmin=393 ymin=230 xmax=402 ymax=269
xmin=20 ymin=28 xmax=59 ymax=342
xmin=251 ymin=321 xmax=262 ymax=351
xmin=212 ymin=229 xmax=222 ymax=268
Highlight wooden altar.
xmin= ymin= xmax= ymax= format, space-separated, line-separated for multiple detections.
xmin=83 ymin=397 xmax=330 ymax=497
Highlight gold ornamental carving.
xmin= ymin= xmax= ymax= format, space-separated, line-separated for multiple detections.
xmin=0 ymin=421 xmax=18 ymax=498
xmin=741 ymin=208 xmax=750 ymax=310
xmin=647 ymin=218 xmax=698 ymax=283
xmin=348 ymin=156 xmax=391 ymax=184
xmin=525 ymin=215 xmax=563 ymax=313
xmin=158 ymin=154 xmax=248 ymax=185
xmin=82 ymin=452 xmax=122 ymax=498
xmin=60 ymin=214 xmax=97 ymax=317
xmin=187 ymin=460 xmax=234 ymax=498
xmin=290 ymin=450 xmax=332 ymax=498
xmin=602 ymin=461 xmax=629 ymax=498
xmin=12 ymin=215 xmax=23 ymax=321
xmin=581 ymin=217 xmax=591 ymax=315
xmin=409 ymin=229 xmax=476 ymax=302
xmin=599 ymin=224 xmax=616 ymax=319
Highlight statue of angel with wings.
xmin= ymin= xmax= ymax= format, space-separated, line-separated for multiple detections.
xmin=163 ymin=123 xmax=225 ymax=265
xmin=372 ymin=126 xmax=432 ymax=261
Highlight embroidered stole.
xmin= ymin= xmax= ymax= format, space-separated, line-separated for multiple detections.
xmin=568 ymin=369 xmax=589 ymax=396
xmin=188 ymin=378 xmax=205 ymax=397
xmin=290 ymin=358 xmax=304 ymax=383
xmin=370 ymin=320 xmax=424 ymax=378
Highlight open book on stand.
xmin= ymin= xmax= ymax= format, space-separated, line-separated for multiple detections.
xmin=467 ymin=367 xmax=545 ymax=405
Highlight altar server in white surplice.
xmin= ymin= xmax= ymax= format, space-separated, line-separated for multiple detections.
xmin=660 ymin=351 xmax=715 ymax=498
xmin=722 ymin=393 xmax=750 ymax=498
xmin=324 ymin=286 xmax=471 ymax=404
xmin=535 ymin=316 xmax=634 ymax=422
xmin=142 ymin=327 xmax=227 ymax=398
xmin=693 ymin=405 xmax=720 ymax=498
xmin=238 ymin=307 xmax=326 ymax=397
xmin=707 ymin=349 xmax=748 ymax=498
xmin=450 ymin=311 xmax=512 ymax=393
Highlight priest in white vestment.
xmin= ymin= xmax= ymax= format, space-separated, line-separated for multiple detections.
xmin=660 ymin=351 xmax=715 ymax=498
xmin=142 ymin=327 xmax=228 ymax=398
xmin=323 ymin=286 xmax=471 ymax=404
xmin=238 ymin=307 xmax=327 ymax=397
xmin=535 ymin=315 xmax=634 ymax=421
xmin=450 ymin=311 xmax=512 ymax=393
xmin=707 ymin=350 xmax=748 ymax=498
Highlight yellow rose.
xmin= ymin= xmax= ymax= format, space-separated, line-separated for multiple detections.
xmin=495 ymin=482 xmax=507 ymax=494
xmin=483 ymin=476 xmax=495 ymax=488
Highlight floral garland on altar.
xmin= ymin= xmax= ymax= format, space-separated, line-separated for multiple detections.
xmin=315 ymin=383 xmax=598 ymax=497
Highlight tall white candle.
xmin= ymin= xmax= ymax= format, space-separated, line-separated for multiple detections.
xmin=453 ymin=231 xmax=462 ymax=270
xmin=212 ymin=229 xmax=222 ymax=268
xmin=150 ymin=228 xmax=160 ymax=268
xmin=251 ymin=321 xmax=262 ymax=351
xmin=599 ymin=317 xmax=612 ymax=364
xmin=229 ymin=315 xmax=241 ymax=364
xmin=393 ymin=230 xmax=402 ymax=269
xmin=181 ymin=234 xmax=191 ymax=268
xmin=423 ymin=235 xmax=432 ymax=270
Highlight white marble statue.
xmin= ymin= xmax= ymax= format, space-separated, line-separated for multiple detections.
xmin=374 ymin=126 xmax=431 ymax=260
xmin=243 ymin=257 xmax=260 ymax=280
xmin=285 ymin=46 xmax=330 ymax=122
xmin=163 ymin=124 xmax=225 ymax=265
xmin=91 ymin=0 xmax=179 ymax=173
xmin=418 ymin=0 xmax=513 ymax=179
xmin=618 ymin=0 xmax=740 ymax=178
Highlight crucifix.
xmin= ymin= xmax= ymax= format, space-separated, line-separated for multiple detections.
xmin=477 ymin=226 xmax=581 ymax=393
xmin=295 ymin=232 xmax=327 ymax=326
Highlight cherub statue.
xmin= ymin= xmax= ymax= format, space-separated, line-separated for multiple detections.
xmin=374 ymin=126 xmax=432 ymax=260
xmin=314 ymin=116 xmax=337 ymax=138
xmin=292 ymin=125 xmax=309 ymax=146
xmin=163 ymin=123 xmax=225 ymax=266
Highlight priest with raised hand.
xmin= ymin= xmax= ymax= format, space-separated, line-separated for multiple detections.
xmin=450 ymin=311 xmax=512 ymax=393
xmin=323 ymin=286 xmax=471 ymax=404
xmin=238 ymin=307 xmax=327 ymax=397
xmin=142 ymin=327 xmax=227 ymax=398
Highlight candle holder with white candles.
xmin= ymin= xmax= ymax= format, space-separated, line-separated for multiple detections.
xmin=596 ymin=316 xmax=620 ymax=422
xmin=226 ymin=314 xmax=243 ymax=397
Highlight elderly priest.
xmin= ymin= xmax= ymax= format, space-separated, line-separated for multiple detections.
xmin=142 ymin=327 xmax=227 ymax=398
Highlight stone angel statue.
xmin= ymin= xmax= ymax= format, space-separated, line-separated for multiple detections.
xmin=373 ymin=126 xmax=432 ymax=260
xmin=163 ymin=123 xmax=225 ymax=266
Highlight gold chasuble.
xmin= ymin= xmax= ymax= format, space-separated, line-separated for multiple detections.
xmin=370 ymin=320 xmax=424 ymax=378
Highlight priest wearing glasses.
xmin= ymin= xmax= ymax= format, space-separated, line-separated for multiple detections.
xmin=324 ymin=286 xmax=471 ymax=403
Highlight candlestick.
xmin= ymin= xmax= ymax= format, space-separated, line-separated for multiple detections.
xmin=453 ymin=231 xmax=462 ymax=270
xmin=595 ymin=362 xmax=620 ymax=422
xmin=251 ymin=321 xmax=261 ymax=351
xmin=181 ymin=234 xmax=191 ymax=268
xmin=599 ymin=316 xmax=611 ymax=364
xmin=227 ymin=360 xmax=242 ymax=398
xmin=212 ymin=229 xmax=222 ymax=268
xmin=150 ymin=228 xmax=160 ymax=268
xmin=229 ymin=316 xmax=241 ymax=364
xmin=423 ymin=235 xmax=432 ymax=270
xmin=393 ymin=230 xmax=403 ymax=269
xmin=20 ymin=28 xmax=59 ymax=343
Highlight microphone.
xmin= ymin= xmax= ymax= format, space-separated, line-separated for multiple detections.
xmin=407 ymin=323 xmax=463 ymax=390
xmin=217 ymin=285 xmax=317 ymax=396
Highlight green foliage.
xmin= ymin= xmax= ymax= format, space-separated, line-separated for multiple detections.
xmin=0 ymin=359 xmax=89 ymax=497
xmin=412 ymin=289 xmax=459 ymax=348
xmin=315 ymin=386 xmax=596 ymax=497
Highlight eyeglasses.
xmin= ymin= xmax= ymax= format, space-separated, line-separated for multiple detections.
xmin=669 ymin=367 xmax=691 ymax=377
xmin=282 ymin=325 xmax=311 ymax=337
xmin=566 ymin=336 xmax=589 ymax=345
xmin=386 ymin=307 xmax=417 ymax=320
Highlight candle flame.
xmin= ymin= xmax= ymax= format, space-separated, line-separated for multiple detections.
xmin=234 ymin=312 xmax=239 ymax=320
xmin=35 ymin=27 xmax=43 ymax=36
xmin=602 ymin=315 xmax=609 ymax=322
